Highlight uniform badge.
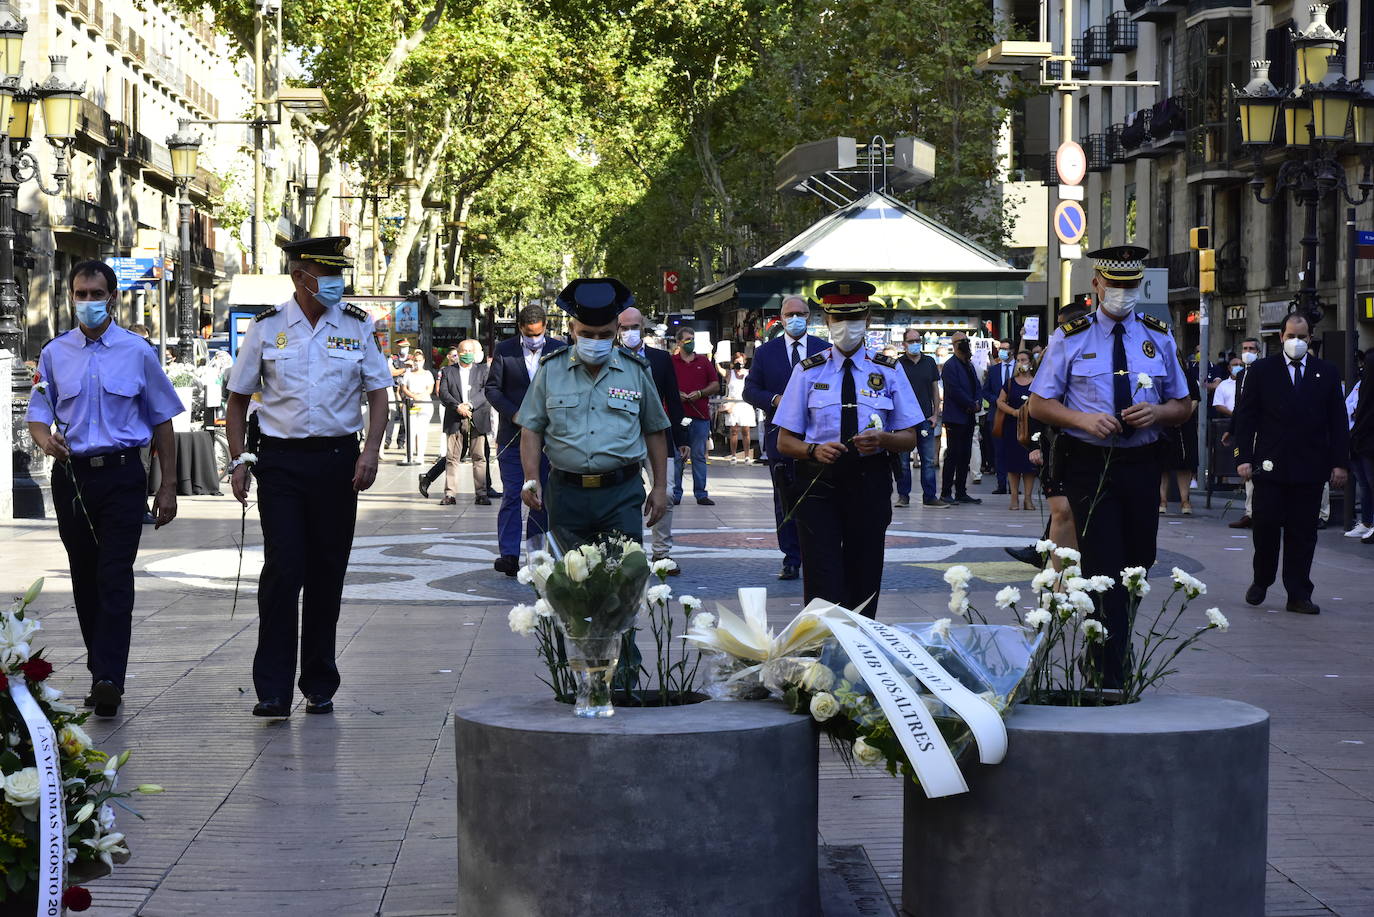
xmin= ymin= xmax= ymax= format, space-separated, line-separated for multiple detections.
xmin=868 ymin=372 xmax=884 ymax=390
xmin=1142 ymin=340 xmax=1156 ymax=359
xmin=275 ymin=332 xmax=288 ymax=349
xmin=812 ymin=382 xmax=830 ymax=391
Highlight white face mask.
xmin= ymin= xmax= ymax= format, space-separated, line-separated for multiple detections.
xmin=1282 ymin=337 xmax=1309 ymax=361
xmin=619 ymin=328 xmax=642 ymax=350
xmin=1098 ymin=286 xmax=1139 ymax=318
xmin=827 ymin=319 xmax=867 ymax=352
xmin=1241 ymin=350 xmax=1258 ymax=365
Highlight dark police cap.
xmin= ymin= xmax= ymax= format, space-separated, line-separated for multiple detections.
xmin=814 ymin=279 xmax=877 ymax=316
xmin=1087 ymin=244 xmax=1149 ymax=282
xmin=282 ymin=235 xmax=353 ymax=269
xmin=556 ymin=278 xmax=635 ymax=326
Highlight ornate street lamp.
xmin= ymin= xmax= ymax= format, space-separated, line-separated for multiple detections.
xmin=1235 ymin=60 xmax=1283 ymax=146
xmin=167 ymin=120 xmax=202 ymax=365
xmin=1307 ymin=55 xmax=1359 ymax=142
xmin=1294 ymin=4 xmax=1344 ymax=88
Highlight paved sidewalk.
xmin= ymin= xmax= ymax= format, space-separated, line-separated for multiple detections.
xmin=1 ymin=448 xmax=1371 ymax=915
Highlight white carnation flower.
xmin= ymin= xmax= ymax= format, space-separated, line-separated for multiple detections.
xmin=516 ymin=566 xmax=535 ymax=586
xmin=1023 ymin=608 xmax=1053 ymax=630
xmin=1136 ymin=372 xmax=1154 ymax=389
xmin=948 ymin=590 xmax=970 ymax=617
xmin=1120 ymin=566 xmax=1150 ymax=597
xmin=1170 ymin=567 xmax=1207 ymax=599
xmin=1034 ymin=539 xmax=1057 ymax=554
xmin=1030 ymin=568 xmax=1058 ymax=592
xmin=1067 ymin=590 xmax=1095 ymax=615
xmin=942 ymin=565 xmax=973 ymax=590
xmin=994 ymin=586 xmax=1021 ymax=609
xmin=809 ymin=692 xmax=840 ymax=722
xmin=650 ymin=558 xmax=678 ymax=576
xmin=1066 ymin=576 xmax=1091 ymax=593
xmin=690 ymin=611 xmax=715 ymax=631
xmin=1204 ymin=607 xmax=1230 ymax=632
xmin=1080 ymin=619 xmax=1108 ymax=641
xmin=1054 ymin=546 xmax=1081 ymax=564
xmin=534 ymin=599 xmax=554 ymax=618
xmin=1088 ymin=575 xmax=1114 ymax=593
xmin=930 ymin=617 xmax=953 ymax=639
xmin=1261 ymin=460 xmax=1274 ymax=472
xmin=528 ymin=550 xmax=554 ymax=568
xmin=679 ymin=594 xmax=702 ymax=612
xmin=647 ymin=584 xmax=673 ymax=606
xmin=852 ymin=736 xmax=884 ymax=767
xmin=507 ymin=605 xmax=538 ymax=636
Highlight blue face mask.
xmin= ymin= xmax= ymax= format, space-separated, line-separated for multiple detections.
xmin=309 ymin=274 xmax=345 ymax=308
xmin=998 ymin=348 xmax=1009 ymax=361
xmin=784 ymin=315 xmax=808 ymax=338
xmin=906 ymin=343 xmax=922 ymax=356
xmin=575 ymin=336 xmax=614 ymax=364
xmin=75 ymin=299 xmax=110 ymax=329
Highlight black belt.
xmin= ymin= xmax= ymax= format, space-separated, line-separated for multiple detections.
xmin=798 ymin=453 xmax=891 ymax=476
xmin=553 ymin=463 xmax=640 ymax=489
xmin=259 ymin=434 xmax=360 ymax=452
xmin=70 ymin=446 xmax=141 ymax=469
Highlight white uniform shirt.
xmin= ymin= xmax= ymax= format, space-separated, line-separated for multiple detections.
xmin=227 ymin=298 xmax=392 ymax=438
xmin=1212 ymin=376 xmax=1237 ymax=412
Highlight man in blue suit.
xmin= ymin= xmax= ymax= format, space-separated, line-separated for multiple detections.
xmin=940 ymin=330 xmax=982 ymax=504
xmin=744 ymin=295 xmax=828 ymax=580
xmin=483 ymin=304 xmax=564 ymax=574
xmin=982 ymin=340 xmax=1013 ymax=495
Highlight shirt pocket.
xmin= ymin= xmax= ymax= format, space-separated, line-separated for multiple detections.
xmin=607 ymin=395 xmax=642 ymax=437
xmin=327 ymin=347 xmax=363 ymax=387
xmin=859 ymin=393 xmax=895 ymax=427
xmin=808 ymin=386 xmax=841 ymax=431
xmin=261 ymin=345 xmax=302 ymax=386
xmin=100 ymin=370 xmax=144 ymax=431
xmin=546 ymin=392 xmax=582 ymax=436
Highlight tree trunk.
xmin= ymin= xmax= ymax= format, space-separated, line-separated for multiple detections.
xmin=382 ymin=116 xmax=455 ymax=294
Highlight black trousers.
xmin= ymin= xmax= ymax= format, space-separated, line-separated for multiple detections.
xmin=251 ymin=441 xmax=359 ymax=702
xmin=941 ymin=421 xmax=974 ymax=497
xmin=1061 ymin=439 xmax=1161 ymax=688
xmin=1251 ymin=479 xmax=1323 ymax=601
xmin=768 ymin=461 xmax=802 ymax=568
xmin=52 ymin=455 xmax=146 ymax=691
xmin=791 ymin=454 xmax=893 ymax=619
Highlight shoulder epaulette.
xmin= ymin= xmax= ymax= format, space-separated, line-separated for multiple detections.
xmin=342 ymin=303 xmax=368 ymax=321
xmin=540 ymin=345 xmax=570 ymax=364
xmin=253 ymin=306 xmax=279 ymax=323
xmin=1059 ymin=316 xmax=1092 ymax=336
xmin=872 ymin=352 xmax=897 ymax=368
xmin=618 ymin=347 xmax=648 ymax=367
xmin=800 ymin=352 xmax=827 ymax=370
xmin=1138 ymin=312 xmax=1169 ymax=333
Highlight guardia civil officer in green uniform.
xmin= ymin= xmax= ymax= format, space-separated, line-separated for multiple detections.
xmin=1029 ymin=245 xmax=1192 ymax=687
xmin=517 ymin=278 xmax=671 ymax=551
xmin=774 ymin=280 xmax=922 ymax=619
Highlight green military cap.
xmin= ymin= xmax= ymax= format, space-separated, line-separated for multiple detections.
xmin=282 ymin=235 xmax=354 ymax=269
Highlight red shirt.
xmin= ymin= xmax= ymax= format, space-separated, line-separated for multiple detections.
xmin=672 ymin=352 xmax=718 ymax=420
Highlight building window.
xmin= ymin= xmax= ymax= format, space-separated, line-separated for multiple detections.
xmin=1159 ymin=179 xmax=1173 ymax=254
xmin=1266 ymin=23 xmax=1296 ymax=93
xmin=1269 ymin=196 xmax=1288 ymax=287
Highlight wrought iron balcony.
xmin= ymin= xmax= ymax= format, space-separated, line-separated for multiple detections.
xmin=1108 ymin=11 xmax=1139 ymax=51
xmin=1144 ymin=252 xmax=1198 ymax=289
xmin=54 ymin=198 xmax=113 ymax=242
xmin=1083 ymin=26 xmax=1112 ymax=66
xmin=1084 ymin=134 xmax=1110 ymax=172
xmin=1042 ymin=151 xmax=1061 ymax=186
xmin=1108 ymin=124 xmax=1128 ymax=163
xmin=1130 ymin=0 xmax=1184 ymax=21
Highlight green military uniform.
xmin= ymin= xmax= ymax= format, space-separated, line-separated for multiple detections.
xmin=516 ymin=314 xmax=670 ymax=551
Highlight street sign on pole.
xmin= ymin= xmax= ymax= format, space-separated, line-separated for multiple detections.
xmin=1055 ymin=141 xmax=1087 ymax=186
xmin=663 ymin=270 xmax=680 ymax=294
xmin=1053 ymin=200 xmax=1087 ymax=246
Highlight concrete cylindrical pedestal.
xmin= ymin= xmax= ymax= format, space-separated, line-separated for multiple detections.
xmin=455 ymin=696 xmax=819 ymax=917
xmin=903 ymin=694 xmax=1269 ymax=917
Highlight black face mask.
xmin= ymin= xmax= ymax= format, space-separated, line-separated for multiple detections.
xmin=732 ymin=363 xmax=743 ymax=370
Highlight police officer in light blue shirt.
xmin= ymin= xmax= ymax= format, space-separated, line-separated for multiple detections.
xmin=1029 ymin=245 xmax=1192 ymax=686
xmin=26 ymin=259 xmax=184 ymax=718
xmin=774 ymin=280 xmax=922 ymax=619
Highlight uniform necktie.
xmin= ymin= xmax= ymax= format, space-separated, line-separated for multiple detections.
xmin=1291 ymin=359 xmax=1303 ymax=389
xmin=841 ymin=357 xmax=858 ymax=443
xmin=1112 ymin=324 xmax=1134 ymax=439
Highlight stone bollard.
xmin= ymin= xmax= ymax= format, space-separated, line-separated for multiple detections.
xmin=902 ymin=694 xmax=1269 ymax=917
xmin=455 ymin=696 xmax=820 ymax=917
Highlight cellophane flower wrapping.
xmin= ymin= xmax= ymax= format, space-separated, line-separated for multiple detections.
xmin=540 ymin=540 xmax=651 ymax=642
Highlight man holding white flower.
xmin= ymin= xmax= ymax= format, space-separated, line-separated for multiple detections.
xmin=1029 ymin=246 xmax=1192 ymax=686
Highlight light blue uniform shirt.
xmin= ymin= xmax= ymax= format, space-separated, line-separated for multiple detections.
xmin=27 ymin=324 xmax=183 ymax=456
xmin=774 ymin=345 xmax=923 ymax=444
xmin=1029 ymin=309 xmax=1190 ymax=447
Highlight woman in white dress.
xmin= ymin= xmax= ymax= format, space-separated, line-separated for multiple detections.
xmin=724 ymin=351 xmax=756 ymax=463
xmin=401 ymin=352 xmax=435 ymax=463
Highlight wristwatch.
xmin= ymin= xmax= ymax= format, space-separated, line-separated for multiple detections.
xmin=806 ymin=443 xmax=817 ymax=459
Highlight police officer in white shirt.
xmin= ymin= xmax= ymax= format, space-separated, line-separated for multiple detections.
xmin=225 ymin=236 xmax=392 ymax=718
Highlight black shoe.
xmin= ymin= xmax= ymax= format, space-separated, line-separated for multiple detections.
xmin=418 ymin=474 xmax=431 ymax=498
xmin=954 ymin=494 xmax=982 ymax=505
xmin=992 ymin=487 xmax=1009 ymax=495
xmin=91 ymin=680 xmax=121 ymax=718
xmin=1364 ymin=530 xmax=1374 ymax=545
xmin=895 ymin=495 xmax=910 ymax=507
xmin=493 ymin=555 xmax=519 ymax=576
xmin=1286 ymin=598 xmax=1320 ymax=615
xmin=142 ymin=512 xmax=156 ymax=525
xmin=305 ymin=695 xmax=334 ymax=714
xmin=938 ymin=493 xmax=957 ymax=505
xmin=1316 ymin=519 xmax=1328 ymax=530
xmin=778 ymin=564 xmax=800 ymax=580
xmin=922 ymin=497 xmax=950 ymax=507
xmin=253 ymin=699 xmax=290 ymax=718
xmin=672 ymin=496 xmax=682 ymax=505
xmin=697 ymin=497 xmax=715 ymax=505
xmin=475 ymin=496 xmax=491 ymax=505
xmin=1244 ymin=584 xmax=1266 ymax=606
xmin=1004 ymin=545 xmax=1042 ymax=567
xmin=487 ymin=490 xmax=502 ymax=498
xmin=1228 ymin=515 xmax=1252 ymax=529
xmin=439 ymin=496 xmax=457 ymax=506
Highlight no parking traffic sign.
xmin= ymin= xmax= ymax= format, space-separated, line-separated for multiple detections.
xmin=1053 ymin=200 xmax=1087 ymax=246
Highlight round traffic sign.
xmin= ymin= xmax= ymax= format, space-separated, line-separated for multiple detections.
xmin=1053 ymin=200 xmax=1087 ymax=246
xmin=1055 ymin=141 xmax=1086 ymax=186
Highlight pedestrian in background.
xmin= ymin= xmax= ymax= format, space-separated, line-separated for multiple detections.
xmin=402 ymin=350 xmax=435 ymax=464
xmin=1232 ymin=312 xmax=1350 ymax=614
xmin=485 ymin=304 xmax=563 ymax=574
xmin=894 ymin=326 xmax=943 ymax=508
xmin=1348 ymin=348 xmax=1374 ymax=544
xmin=939 ymin=331 xmax=981 ymax=505
xmin=26 ymin=260 xmax=183 ymax=719
xmin=424 ymin=341 xmax=491 ymax=506
xmin=724 ymin=351 xmax=755 ymax=463
xmin=1225 ymin=338 xmax=1263 ymax=528
xmin=225 ymin=236 xmax=391 ymax=718
xmin=1159 ymin=349 xmax=1201 ymax=515
xmin=385 ymin=338 xmax=411 ymax=450
xmin=983 ymin=340 xmax=1013 ymax=495
xmin=993 ymin=350 xmax=1038 ymax=510
xmin=744 ymin=295 xmax=827 ymax=580
xmin=672 ymin=326 xmax=720 ymax=506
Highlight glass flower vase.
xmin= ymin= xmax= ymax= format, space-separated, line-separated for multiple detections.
xmin=565 ymin=635 xmax=621 ymax=718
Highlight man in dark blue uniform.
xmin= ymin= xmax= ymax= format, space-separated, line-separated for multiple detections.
xmin=774 ymin=280 xmax=922 ymax=618
xmin=743 ymin=295 xmax=827 ymax=578
xmin=226 ymin=236 xmax=393 ymax=718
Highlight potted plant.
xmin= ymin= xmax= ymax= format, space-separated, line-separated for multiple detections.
xmin=164 ymin=362 xmax=198 ymax=432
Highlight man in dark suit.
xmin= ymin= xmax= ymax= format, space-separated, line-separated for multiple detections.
xmin=484 ymin=305 xmax=564 ymax=574
xmin=617 ymin=305 xmax=688 ymax=570
xmin=421 ymin=340 xmax=492 ymax=505
xmin=1233 ymin=313 xmax=1349 ymax=614
xmin=743 ymin=295 xmax=828 ymax=579
xmin=982 ymin=341 xmax=1013 ymax=494
xmin=940 ymin=331 xmax=982 ymax=504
